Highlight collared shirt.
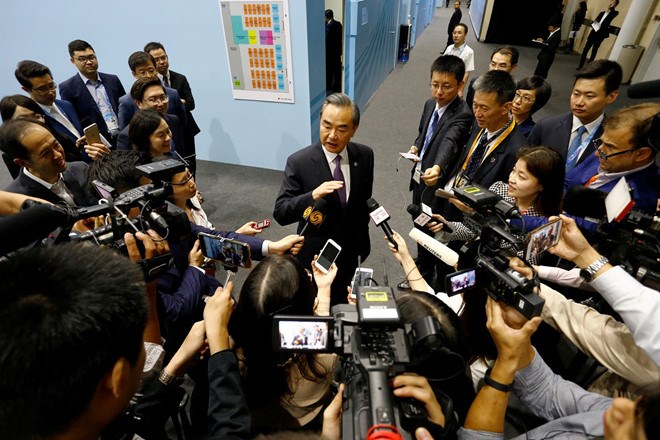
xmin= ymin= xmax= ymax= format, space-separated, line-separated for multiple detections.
xmin=443 ymin=42 xmax=474 ymax=71
xmin=589 ymin=160 xmax=655 ymax=189
xmin=78 ymin=71 xmax=119 ymax=134
xmin=416 ymin=99 xmax=453 ymax=171
xmin=158 ymin=72 xmax=171 ymax=88
xmin=22 ymin=167 xmax=76 ymax=206
xmin=547 ymin=27 xmax=561 ymax=40
xmin=38 ymin=102 xmax=82 ymax=138
xmin=570 ymin=114 xmax=603 ymax=162
xmin=321 ymin=145 xmax=351 ymax=200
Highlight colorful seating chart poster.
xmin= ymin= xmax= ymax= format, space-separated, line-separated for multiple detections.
xmin=219 ymin=0 xmax=294 ymax=103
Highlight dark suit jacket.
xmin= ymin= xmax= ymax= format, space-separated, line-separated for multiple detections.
xmin=537 ymin=29 xmax=561 ymax=62
xmin=528 ymin=112 xmax=604 ymax=166
xmin=447 ymin=120 xmax=526 ymax=190
xmin=116 ymin=113 xmax=185 ymax=154
xmin=273 ymin=141 xmax=374 ymax=270
xmin=325 ymin=19 xmax=343 ymax=61
xmin=448 ymin=9 xmax=462 ymax=36
xmin=5 ymin=161 xmax=96 ymax=206
xmin=589 ymin=9 xmax=619 ymax=41
xmin=43 ymin=99 xmax=87 ymax=162
xmin=117 ymin=86 xmax=188 ymax=130
xmin=410 ymin=97 xmax=473 ymax=207
xmin=59 ymin=72 xmax=125 ymax=141
xmin=169 ymin=70 xmax=200 ymax=135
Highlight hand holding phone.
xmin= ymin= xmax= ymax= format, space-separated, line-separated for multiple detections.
xmin=525 ymin=218 xmax=562 ymax=261
xmin=83 ymin=123 xmax=102 ymax=145
xmin=256 ymin=219 xmax=270 ymax=229
xmin=313 ymin=239 xmax=341 ymax=274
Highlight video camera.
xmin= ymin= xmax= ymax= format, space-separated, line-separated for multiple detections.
xmin=273 ymin=274 xmax=463 ymax=439
xmin=446 ymin=184 xmax=544 ymax=319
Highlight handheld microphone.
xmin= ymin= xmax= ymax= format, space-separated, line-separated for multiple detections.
xmin=409 ymin=228 xmax=459 ymax=267
xmin=627 ymin=79 xmax=660 ymax=99
xmin=367 ymin=198 xmax=397 ymax=249
xmin=0 ymin=202 xmax=74 ymax=255
xmin=406 ymin=203 xmax=454 ymax=233
xmin=299 ymin=198 xmax=327 ymax=236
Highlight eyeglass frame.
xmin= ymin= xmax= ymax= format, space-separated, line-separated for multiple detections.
xmin=169 ymin=170 xmax=194 ymax=185
xmin=594 ymin=138 xmax=639 ymax=161
xmin=31 ymin=82 xmax=57 ymax=94
xmin=513 ymin=91 xmax=535 ymax=105
xmin=74 ymin=55 xmax=97 ymax=63
xmin=144 ymin=94 xmax=169 ymax=105
xmin=429 ymin=82 xmax=458 ymax=92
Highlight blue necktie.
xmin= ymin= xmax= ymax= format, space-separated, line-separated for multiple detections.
xmin=421 ymin=109 xmax=440 ymax=158
xmin=333 ymin=155 xmax=347 ymax=208
xmin=464 ymin=131 xmax=490 ymax=180
xmin=566 ymin=125 xmax=587 ymax=171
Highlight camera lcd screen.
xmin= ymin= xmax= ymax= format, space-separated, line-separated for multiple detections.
xmin=275 ymin=319 xmax=331 ymax=351
xmin=445 ymin=269 xmax=477 ymax=296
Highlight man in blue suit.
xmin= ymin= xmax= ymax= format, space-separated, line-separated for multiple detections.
xmin=59 ymin=39 xmax=125 ymax=146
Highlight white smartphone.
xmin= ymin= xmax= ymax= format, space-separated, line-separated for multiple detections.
xmin=314 ymin=239 xmax=342 ymax=274
xmin=350 ymin=267 xmax=374 ymax=299
xmin=399 ymin=152 xmax=420 ymax=162
xmin=83 ymin=123 xmax=102 ymax=145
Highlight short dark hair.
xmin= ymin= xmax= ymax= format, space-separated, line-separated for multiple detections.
xmin=14 ymin=60 xmax=52 ymax=89
xmin=128 ymin=109 xmax=167 ymax=154
xmin=320 ymin=93 xmax=360 ymax=126
xmin=130 ymin=78 xmax=165 ymax=102
xmin=325 ymin=9 xmax=334 ymax=19
xmin=431 ymin=55 xmax=466 ymax=84
xmin=0 ymin=118 xmax=44 ymax=160
xmin=0 ymin=243 xmax=147 ymax=439
xmin=574 ymin=59 xmax=623 ymax=95
xmin=128 ymin=51 xmax=156 ymax=73
xmin=68 ymin=39 xmax=94 ymax=57
xmin=472 ymin=70 xmax=516 ymax=104
xmin=0 ymin=94 xmax=44 ymax=122
xmin=453 ymin=23 xmax=468 ymax=34
xmin=516 ymin=75 xmax=552 ymax=114
xmin=144 ymin=41 xmax=165 ymax=54
xmin=491 ymin=46 xmax=519 ymax=66
xmin=86 ymin=150 xmax=150 ymax=194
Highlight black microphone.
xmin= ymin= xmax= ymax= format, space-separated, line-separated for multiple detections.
xmin=406 ymin=203 xmax=454 ymax=233
xmin=627 ymin=79 xmax=660 ymax=99
xmin=0 ymin=202 xmax=74 ymax=255
xmin=564 ymin=186 xmax=607 ymax=219
xmin=367 ymin=198 xmax=397 ymax=249
xmin=299 ymin=198 xmax=327 ymax=236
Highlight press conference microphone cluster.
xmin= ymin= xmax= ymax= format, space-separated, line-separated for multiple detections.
xmin=408 ymin=227 xmax=459 ymax=267
xmin=299 ymin=198 xmax=327 ymax=236
xmin=367 ymin=198 xmax=397 ymax=249
xmin=406 ymin=203 xmax=454 ymax=233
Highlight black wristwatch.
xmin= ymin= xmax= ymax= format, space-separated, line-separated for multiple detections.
xmin=484 ymin=367 xmax=514 ymax=393
xmin=579 ymin=256 xmax=609 ymax=282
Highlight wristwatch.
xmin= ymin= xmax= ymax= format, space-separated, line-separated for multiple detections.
xmin=579 ymin=256 xmax=609 ymax=282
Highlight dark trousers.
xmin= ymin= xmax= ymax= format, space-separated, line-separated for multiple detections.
xmin=579 ymin=34 xmax=604 ymax=68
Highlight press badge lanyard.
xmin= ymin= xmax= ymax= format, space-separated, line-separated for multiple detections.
xmin=566 ymin=122 xmax=601 ymax=167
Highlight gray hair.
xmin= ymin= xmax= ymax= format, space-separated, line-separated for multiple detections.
xmin=320 ymin=93 xmax=360 ymax=127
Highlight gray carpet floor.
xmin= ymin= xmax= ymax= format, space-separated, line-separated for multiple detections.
xmin=0 ymin=7 xmax=643 ymax=289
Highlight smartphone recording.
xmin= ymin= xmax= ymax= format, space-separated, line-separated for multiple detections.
xmin=525 ymin=218 xmax=562 ymax=261
xmin=198 ymin=233 xmax=252 ymax=268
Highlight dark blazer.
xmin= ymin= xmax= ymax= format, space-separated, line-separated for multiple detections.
xmin=447 ymin=9 xmax=462 ymax=37
xmin=207 ymin=351 xmax=251 ymax=439
xmin=589 ymin=9 xmax=619 ymax=41
xmin=116 ymin=113 xmax=185 ymax=154
xmin=169 ymin=70 xmax=200 ymax=134
xmin=528 ymin=112 xmax=604 ymax=165
xmin=43 ymin=99 xmax=86 ymax=162
xmin=273 ymin=141 xmax=374 ymax=300
xmin=5 ymin=161 xmax=96 ymax=206
xmin=447 ymin=120 xmax=526 ymax=190
xmin=534 ymin=29 xmax=561 ymax=78
xmin=117 ymin=86 xmax=187 ymax=130
xmin=410 ymin=97 xmax=473 ymax=207
xmin=59 ymin=72 xmax=125 ymax=141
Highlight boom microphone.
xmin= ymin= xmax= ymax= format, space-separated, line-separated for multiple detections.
xmin=0 ymin=202 xmax=75 ymax=255
xmin=563 ymin=186 xmax=607 ymax=220
xmin=409 ymin=227 xmax=459 ymax=267
xmin=406 ymin=203 xmax=454 ymax=233
xmin=627 ymin=79 xmax=660 ymax=99
xmin=299 ymin=198 xmax=327 ymax=236
xmin=367 ymin=198 xmax=397 ymax=249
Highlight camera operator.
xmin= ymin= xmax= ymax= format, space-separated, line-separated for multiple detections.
xmin=547 ymin=214 xmax=660 ymax=365
xmin=459 ymin=296 xmax=660 ymax=439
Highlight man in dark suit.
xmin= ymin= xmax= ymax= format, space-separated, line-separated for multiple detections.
xmin=464 ymin=46 xmax=518 ymax=112
xmin=404 ymin=55 xmax=472 ymax=289
xmin=533 ymin=18 xmax=562 ymax=79
xmin=0 ymin=119 xmax=95 ymax=206
xmin=59 ymin=39 xmax=125 ymax=147
xmin=145 ymin=42 xmax=201 ymax=172
xmin=116 ymin=79 xmax=185 ymax=154
xmin=578 ymin=0 xmax=619 ymax=69
xmin=528 ymin=60 xmax=622 ymax=186
xmin=274 ymin=93 xmax=374 ymax=304
xmin=446 ymin=1 xmax=463 ymax=49
xmin=325 ymin=9 xmax=343 ymax=94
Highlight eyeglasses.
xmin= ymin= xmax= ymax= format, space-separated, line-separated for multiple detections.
xmin=429 ymin=83 xmax=457 ymax=92
xmin=74 ymin=55 xmax=97 ymax=62
xmin=170 ymin=170 xmax=194 ymax=185
xmin=31 ymin=82 xmax=57 ymax=94
xmin=594 ymin=139 xmax=637 ymax=160
xmin=144 ymin=94 xmax=169 ymax=105
xmin=513 ymin=92 xmax=535 ymax=105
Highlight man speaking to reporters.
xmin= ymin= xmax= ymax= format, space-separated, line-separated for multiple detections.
xmin=274 ymin=93 xmax=374 ymax=304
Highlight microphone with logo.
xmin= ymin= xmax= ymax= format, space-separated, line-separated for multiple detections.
xmin=406 ymin=203 xmax=454 ymax=234
xmin=408 ymin=228 xmax=459 ymax=267
xmin=299 ymin=198 xmax=327 ymax=236
xmin=367 ymin=198 xmax=397 ymax=249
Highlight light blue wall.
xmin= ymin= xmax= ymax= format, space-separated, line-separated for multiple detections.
xmin=0 ymin=0 xmax=324 ymax=171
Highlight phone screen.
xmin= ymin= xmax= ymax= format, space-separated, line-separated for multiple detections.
xmin=199 ymin=234 xmax=251 ymax=268
xmin=525 ymin=219 xmax=562 ymax=261
xmin=315 ymin=240 xmax=341 ymax=273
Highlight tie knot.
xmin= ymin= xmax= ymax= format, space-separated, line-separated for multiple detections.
xmin=577 ymin=125 xmax=587 ymax=136
xmin=334 ymin=155 xmax=342 ymax=165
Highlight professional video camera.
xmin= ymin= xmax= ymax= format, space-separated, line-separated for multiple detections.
xmin=273 ymin=274 xmax=463 ymax=439
xmin=593 ymin=209 xmax=660 ymax=290
xmin=445 ymin=184 xmax=544 ymax=319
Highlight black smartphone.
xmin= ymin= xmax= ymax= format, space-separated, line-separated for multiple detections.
xmin=198 ymin=232 xmax=252 ymax=268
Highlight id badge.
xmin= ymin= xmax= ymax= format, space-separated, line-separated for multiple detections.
xmin=413 ymin=168 xmax=421 ymax=184
xmin=454 ymin=172 xmax=470 ymax=189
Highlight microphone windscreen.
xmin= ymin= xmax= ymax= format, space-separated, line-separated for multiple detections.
xmin=0 ymin=203 xmax=71 ymax=255
xmin=366 ymin=198 xmax=379 ymax=212
xmin=409 ymin=228 xmax=459 ymax=266
xmin=627 ymin=79 xmax=660 ymax=99
xmin=564 ymin=186 xmax=607 ymax=219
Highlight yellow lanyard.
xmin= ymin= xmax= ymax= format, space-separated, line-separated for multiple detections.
xmin=460 ymin=120 xmax=516 ymax=172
